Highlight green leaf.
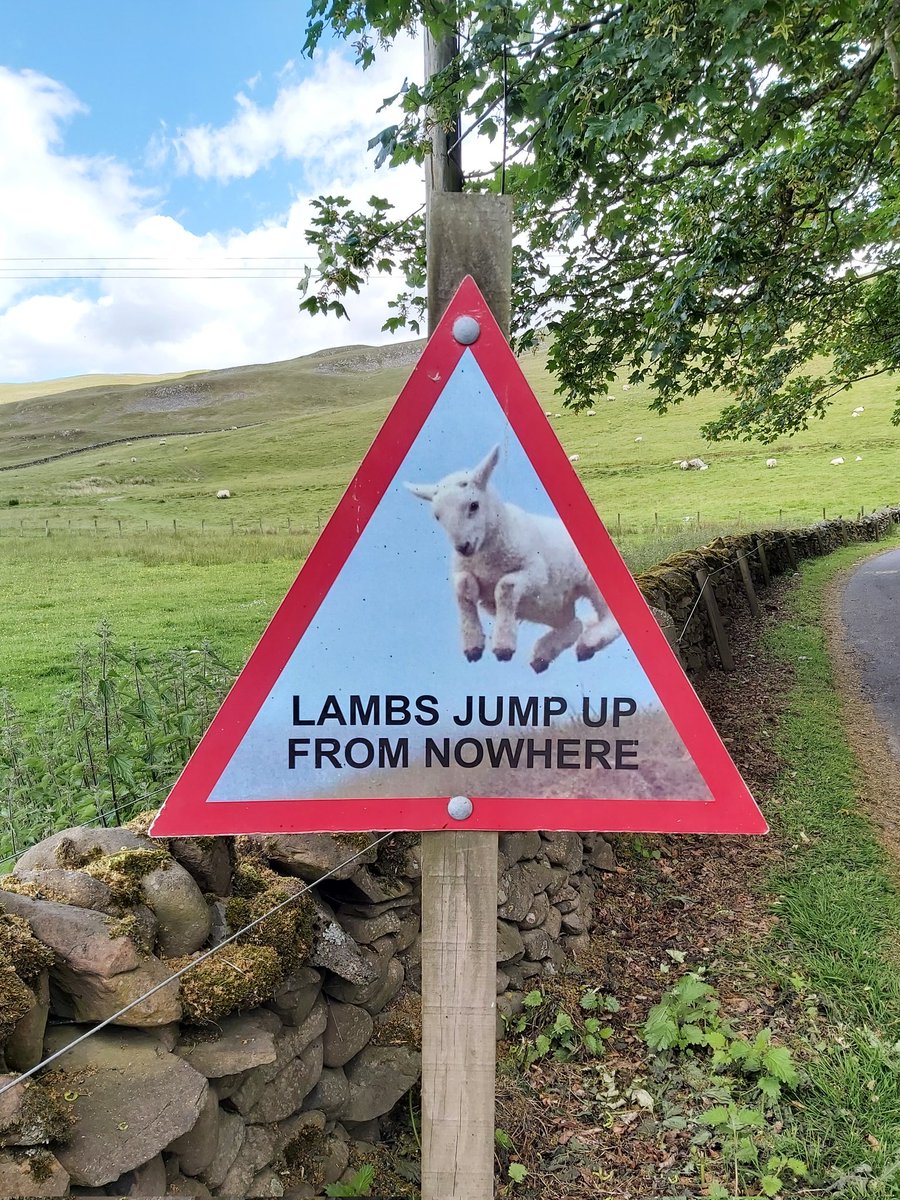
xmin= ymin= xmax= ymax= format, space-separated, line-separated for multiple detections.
xmin=508 ymin=1163 xmax=527 ymax=1183
xmin=523 ymin=990 xmax=543 ymax=1009
xmin=762 ymin=1046 xmax=798 ymax=1084
xmin=760 ymin=1176 xmax=783 ymax=1196
xmin=494 ymin=1128 xmax=514 ymax=1151
xmin=644 ymin=1003 xmax=679 ymax=1050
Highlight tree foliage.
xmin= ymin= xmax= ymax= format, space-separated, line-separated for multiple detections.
xmin=300 ymin=0 xmax=900 ymax=440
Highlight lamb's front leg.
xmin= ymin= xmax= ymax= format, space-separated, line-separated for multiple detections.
xmin=491 ymin=571 xmax=528 ymax=661
xmin=454 ymin=571 xmax=486 ymax=662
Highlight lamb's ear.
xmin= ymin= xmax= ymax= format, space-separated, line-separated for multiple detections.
xmin=472 ymin=444 xmax=501 ymax=488
xmin=405 ymin=482 xmax=438 ymax=502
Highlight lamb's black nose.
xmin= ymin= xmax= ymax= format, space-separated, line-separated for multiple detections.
xmin=456 ymin=542 xmax=473 ymax=557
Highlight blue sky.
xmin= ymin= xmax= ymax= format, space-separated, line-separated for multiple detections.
xmin=209 ymin=351 xmax=701 ymax=803
xmin=0 ymin=2 xmax=423 ymax=380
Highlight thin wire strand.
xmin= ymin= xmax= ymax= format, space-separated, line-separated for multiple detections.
xmin=0 ymin=830 xmax=397 ymax=1098
xmin=676 ymin=530 xmax=805 ymax=643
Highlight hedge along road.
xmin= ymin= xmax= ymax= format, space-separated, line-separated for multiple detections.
xmin=841 ymin=546 xmax=900 ymax=762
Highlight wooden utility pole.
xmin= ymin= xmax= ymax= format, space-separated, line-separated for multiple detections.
xmin=420 ymin=22 xmax=510 ymax=1200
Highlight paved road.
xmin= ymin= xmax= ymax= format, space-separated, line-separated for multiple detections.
xmin=841 ymin=547 xmax=900 ymax=760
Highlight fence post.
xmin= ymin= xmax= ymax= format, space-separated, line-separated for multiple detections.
xmin=756 ymin=539 xmax=771 ymax=586
xmin=695 ymin=567 xmax=734 ymax=671
xmin=736 ymin=553 xmax=760 ymax=617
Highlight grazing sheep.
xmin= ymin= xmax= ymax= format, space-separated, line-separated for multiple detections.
xmin=622 ymin=383 xmax=632 ymax=391
xmin=406 ymin=445 xmax=620 ymax=672
xmin=159 ymin=440 xmax=166 ymax=445
xmin=679 ymin=460 xmax=690 ymax=470
xmin=830 ymin=457 xmax=845 ymax=466
xmin=587 ymin=410 xmax=596 ymax=416
xmin=852 ymin=406 xmax=865 ymax=415
xmin=544 ymin=410 xmax=552 ymax=417
xmin=216 ymin=489 xmax=231 ymax=499
xmin=766 ymin=458 xmax=778 ymax=468
xmin=634 ymin=436 xmax=643 ymax=443
xmin=130 ymin=457 xmax=137 ymax=463
xmin=856 ymin=455 xmax=863 ymax=461
xmin=568 ymin=453 xmax=580 ymax=463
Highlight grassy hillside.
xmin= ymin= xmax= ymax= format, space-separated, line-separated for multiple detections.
xmin=0 ymin=345 xmax=896 ymax=534
xmin=0 ymin=342 xmax=896 ymax=716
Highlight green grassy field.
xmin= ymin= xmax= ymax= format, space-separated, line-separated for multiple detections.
xmin=0 ymin=341 xmax=897 ymax=716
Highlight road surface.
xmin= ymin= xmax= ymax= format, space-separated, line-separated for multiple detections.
xmin=841 ymin=546 xmax=900 ymax=761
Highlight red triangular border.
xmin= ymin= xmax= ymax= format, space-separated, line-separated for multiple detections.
xmin=151 ymin=277 xmax=766 ymax=837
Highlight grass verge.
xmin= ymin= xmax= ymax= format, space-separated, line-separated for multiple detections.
xmin=761 ymin=542 xmax=900 ymax=1193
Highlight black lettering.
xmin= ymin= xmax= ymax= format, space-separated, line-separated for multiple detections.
xmin=424 ymin=737 xmax=450 ymax=767
xmin=479 ymin=697 xmax=504 ymax=726
xmin=349 ymin=694 xmax=379 ymax=725
xmin=542 ymin=696 xmax=567 ymax=724
xmin=345 ymin=738 xmax=375 ymax=769
xmin=585 ymin=740 xmax=611 ymax=769
xmin=415 ymin=696 xmax=439 ymax=726
xmin=319 ymin=695 xmax=347 ymax=725
xmin=292 ymin=697 xmax=315 ymax=726
xmin=454 ymin=738 xmax=484 ymax=767
xmin=509 ymin=695 xmax=538 ymax=726
xmin=581 ymin=697 xmax=609 ymax=727
xmin=288 ymin=738 xmax=309 ymax=768
xmin=452 ymin=697 xmax=474 ymax=726
xmin=379 ymin=738 xmax=409 ymax=768
xmin=613 ymin=697 xmax=637 ymax=727
xmin=527 ymin=738 xmax=553 ymax=767
xmin=315 ymin=738 xmax=342 ymax=768
xmin=485 ymin=738 xmax=524 ymax=769
xmin=386 ymin=695 xmax=411 ymax=724
xmin=556 ymin=739 xmax=581 ymax=769
xmin=615 ymin=739 xmax=639 ymax=769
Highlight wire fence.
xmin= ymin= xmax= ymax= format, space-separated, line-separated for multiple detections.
xmin=0 ymin=504 xmax=885 ymax=543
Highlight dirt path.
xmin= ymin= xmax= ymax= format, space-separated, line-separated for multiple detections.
xmin=825 ymin=548 xmax=900 ymax=867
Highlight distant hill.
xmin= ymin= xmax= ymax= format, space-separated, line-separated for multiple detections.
xmin=0 ymin=341 xmax=425 ymax=470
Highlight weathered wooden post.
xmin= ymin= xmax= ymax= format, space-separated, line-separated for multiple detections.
xmin=421 ymin=25 xmax=509 ymax=1192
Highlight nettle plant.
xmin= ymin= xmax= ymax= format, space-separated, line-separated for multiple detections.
xmin=0 ymin=623 xmax=233 ymax=864
xmin=504 ymin=986 xmax=620 ymax=1067
xmin=644 ymin=972 xmax=799 ymax=1100
xmin=644 ymin=972 xmax=804 ymax=1198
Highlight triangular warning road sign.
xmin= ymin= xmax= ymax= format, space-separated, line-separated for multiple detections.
xmin=151 ymin=277 xmax=766 ymax=837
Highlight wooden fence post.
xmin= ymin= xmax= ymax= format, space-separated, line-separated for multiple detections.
xmin=756 ymin=539 xmax=771 ymax=586
xmin=421 ymin=188 xmax=510 ymax=1200
xmin=695 ymin=567 xmax=734 ymax=671
xmin=736 ymin=553 xmax=760 ymax=617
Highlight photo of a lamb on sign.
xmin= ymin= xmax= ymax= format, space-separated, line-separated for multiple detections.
xmin=406 ymin=445 xmax=620 ymax=672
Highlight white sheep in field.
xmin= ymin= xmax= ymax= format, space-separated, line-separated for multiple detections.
xmin=568 ymin=453 xmax=580 ymax=463
xmin=766 ymin=458 xmax=778 ymax=468
xmin=216 ymin=489 xmax=231 ymax=499
xmin=830 ymin=457 xmax=845 ymax=466
xmin=406 ymin=445 xmax=620 ymax=672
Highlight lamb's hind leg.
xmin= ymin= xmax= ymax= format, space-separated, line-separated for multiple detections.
xmin=531 ymin=617 xmax=582 ymax=674
xmin=454 ymin=571 xmax=485 ymax=662
xmin=576 ymin=580 xmax=621 ymax=662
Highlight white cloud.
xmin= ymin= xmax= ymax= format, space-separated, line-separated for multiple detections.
xmin=170 ymin=43 xmax=421 ymax=185
xmin=0 ymin=55 xmax=425 ymax=383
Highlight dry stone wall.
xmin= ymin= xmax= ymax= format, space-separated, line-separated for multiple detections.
xmin=0 ymin=504 xmax=897 ymax=1198
xmin=637 ymin=507 xmax=900 ymax=674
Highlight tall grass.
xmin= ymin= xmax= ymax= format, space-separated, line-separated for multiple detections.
xmin=0 ymin=624 xmax=233 ymax=868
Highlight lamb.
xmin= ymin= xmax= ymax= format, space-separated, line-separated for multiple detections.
xmin=766 ymin=458 xmax=777 ymax=468
xmin=406 ymin=445 xmax=620 ymax=672
xmin=830 ymin=457 xmax=845 ymax=466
